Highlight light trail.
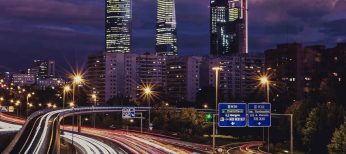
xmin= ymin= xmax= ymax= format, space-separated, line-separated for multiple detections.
xmin=61 ymin=132 xmax=118 ymax=154
xmin=0 ymin=119 xmax=121 ymax=154
xmin=0 ymin=121 xmax=21 ymax=132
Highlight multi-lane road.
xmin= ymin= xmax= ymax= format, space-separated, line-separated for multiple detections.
xmin=0 ymin=109 xmax=266 ymax=154
xmin=0 ymin=114 xmax=124 ymax=154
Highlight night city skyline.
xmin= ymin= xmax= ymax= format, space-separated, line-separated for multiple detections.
xmin=0 ymin=0 xmax=345 ymax=71
xmin=1 ymin=0 xmax=346 ymax=153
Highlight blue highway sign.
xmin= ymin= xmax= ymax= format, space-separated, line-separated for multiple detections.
xmin=248 ymin=103 xmax=271 ymax=127
xmin=218 ymin=103 xmax=247 ymax=127
xmin=122 ymin=107 xmax=136 ymax=119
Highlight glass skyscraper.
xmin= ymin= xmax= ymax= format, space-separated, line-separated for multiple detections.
xmin=210 ymin=0 xmax=248 ymax=56
xmin=155 ymin=0 xmax=178 ymax=56
xmin=106 ymin=0 xmax=132 ymax=53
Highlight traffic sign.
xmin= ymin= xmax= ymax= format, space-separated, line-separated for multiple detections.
xmin=0 ymin=106 xmax=9 ymax=112
xmin=218 ymin=103 xmax=247 ymax=127
xmin=248 ymin=103 xmax=271 ymax=127
xmin=122 ymin=107 xmax=136 ymax=119
xmin=9 ymin=106 xmax=14 ymax=113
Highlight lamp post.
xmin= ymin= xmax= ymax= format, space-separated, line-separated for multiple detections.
xmin=0 ymin=97 xmax=3 ymax=120
xmin=91 ymin=94 xmax=97 ymax=128
xmin=142 ymin=86 xmax=153 ymax=130
xmin=259 ymin=76 xmax=270 ymax=152
xmin=63 ymin=85 xmax=71 ymax=109
xmin=212 ymin=67 xmax=222 ymax=113
xmin=15 ymin=101 xmax=20 ymax=117
xmin=212 ymin=66 xmax=222 ymax=153
xmin=26 ymin=93 xmax=32 ymax=116
xmin=72 ymin=74 xmax=83 ymax=107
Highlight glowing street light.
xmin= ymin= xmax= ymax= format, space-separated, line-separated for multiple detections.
xmin=26 ymin=93 xmax=32 ymax=116
xmin=211 ymin=66 xmax=222 ymax=152
xmin=212 ymin=66 xmax=222 ymax=111
xmin=258 ymin=75 xmax=271 ymax=152
xmin=140 ymin=84 xmax=154 ymax=131
xmin=71 ymin=74 xmax=84 ymax=107
xmin=91 ymin=93 xmax=97 ymax=128
xmin=69 ymin=102 xmax=75 ymax=108
xmin=47 ymin=102 xmax=52 ymax=108
xmin=63 ymin=85 xmax=71 ymax=109
xmin=259 ymin=76 xmax=270 ymax=103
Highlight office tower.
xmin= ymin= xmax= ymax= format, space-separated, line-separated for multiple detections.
xmin=210 ymin=0 xmax=248 ymax=56
xmin=106 ymin=0 xmax=132 ymax=53
xmin=48 ymin=60 xmax=56 ymax=77
xmin=87 ymin=53 xmax=106 ymax=103
xmin=28 ymin=60 xmax=49 ymax=79
xmin=156 ymin=0 xmax=178 ymax=56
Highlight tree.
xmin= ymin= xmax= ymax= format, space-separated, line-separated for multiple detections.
xmin=302 ymin=108 xmax=320 ymax=150
xmin=328 ymin=118 xmax=346 ymax=154
xmin=301 ymin=103 xmax=344 ymax=153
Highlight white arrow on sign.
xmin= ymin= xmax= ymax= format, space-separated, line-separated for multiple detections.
xmin=258 ymin=122 xmax=262 ymax=125
xmin=231 ymin=122 xmax=235 ymax=125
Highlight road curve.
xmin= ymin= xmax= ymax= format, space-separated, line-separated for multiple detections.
xmin=0 ymin=115 xmax=124 ymax=154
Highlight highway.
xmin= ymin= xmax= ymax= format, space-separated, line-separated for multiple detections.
xmin=3 ymin=107 xmax=150 ymax=154
xmin=1 ymin=109 xmax=267 ymax=154
xmin=0 ymin=113 xmax=125 ymax=154
xmin=64 ymin=127 xmax=199 ymax=154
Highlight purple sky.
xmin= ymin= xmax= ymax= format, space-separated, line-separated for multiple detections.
xmin=0 ymin=0 xmax=346 ymax=71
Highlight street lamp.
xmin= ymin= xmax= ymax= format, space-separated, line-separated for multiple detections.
xmin=259 ymin=75 xmax=271 ymax=152
xmin=47 ymin=102 xmax=52 ymax=108
xmin=91 ymin=93 xmax=97 ymax=128
xmin=259 ymin=76 xmax=270 ymax=103
xmin=212 ymin=66 xmax=222 ymax=112
xmin=69 ymin=102 xmax=75 ymax=108
xmin=63 ymin=85 xmax=71 ymax=109
xmin=26 ymin=93 xmax=32 ymax=116
xmin=212 ymin=66 xmax=222 ymax=152
xmin=72 ymin=74 xmax=84 ymax=107
xmin=15 ymin=100 xmax=20 ymax=116
xmin=91 ymin=94 xmax=97 ymax=106
xmin=141 ymin=84 xmax=153 ymax=130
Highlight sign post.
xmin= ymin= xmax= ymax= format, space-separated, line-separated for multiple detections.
xmin=122 ymin=107 xmax=136 ymax=119
xmin=0 ymin=106 xmax=9 ymax=113
xmin=218 ymin=103 xmax=247 ymax=127
xmin=247 ymin=103 xmax=271 ymax=127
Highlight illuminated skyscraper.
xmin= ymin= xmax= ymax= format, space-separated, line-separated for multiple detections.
xmin=106 ymin=0 xmax=132 ymax=53
xmin=210 ymin=0 xmax=248 ymax=56
xmin=155 ymin=0 xmax=178 ymax=56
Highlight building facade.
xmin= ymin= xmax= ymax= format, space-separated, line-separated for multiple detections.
xmin=156 ymin=0 xmax=178 ymax=56
xmin=265 ymin=43 xmax=322 ymax=102
xmin=209 ymin=54 xmax=264 ymax=102
xmin=166 ymin=56 xmax=205 ymax=102
xmin=87 ymin=53 xmax=106 ymax=103
xmin=106 ymin=0 xmax=132 ymax=53
xmin=28 ymin=60 xmax=55 ymax=79
xmin=12 ymin=74 xmax=36 ymax=86
xmin=210 ymin=0 xmax=248 ymax=56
